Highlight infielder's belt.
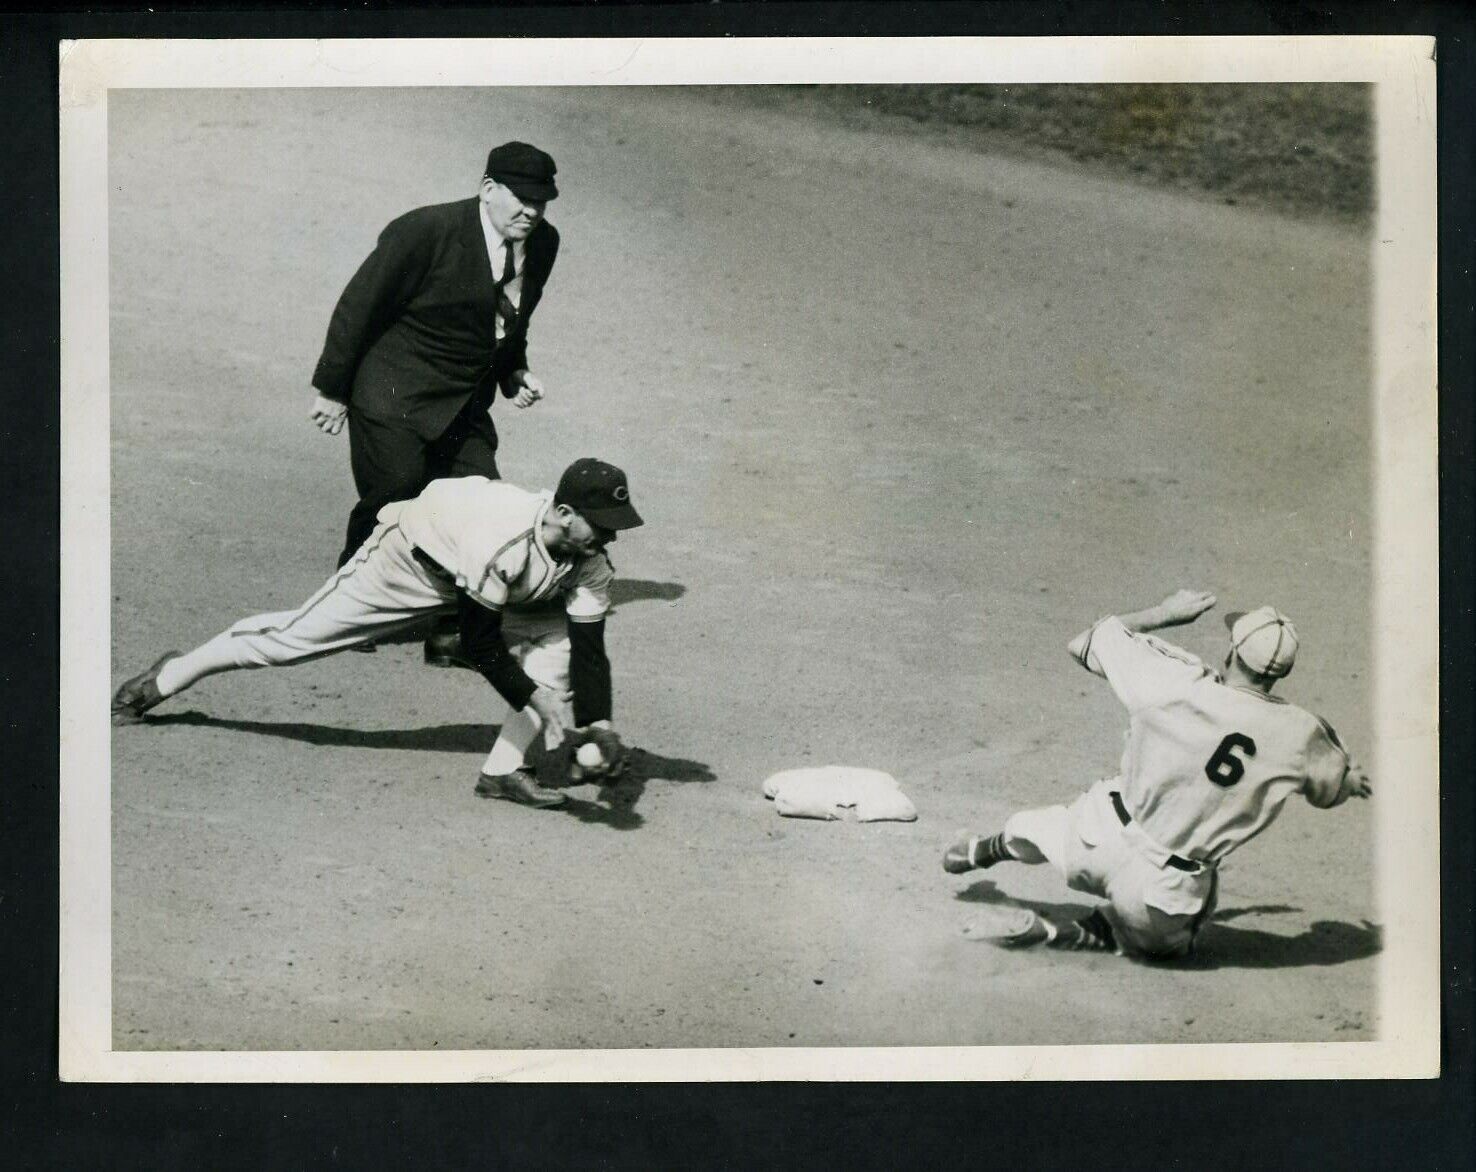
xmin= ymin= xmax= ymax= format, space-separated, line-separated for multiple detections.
xmin=1109 ymin=791 xmax=1202 ymax=873
xmin=412 ymin=546 xmax=456 ymax=584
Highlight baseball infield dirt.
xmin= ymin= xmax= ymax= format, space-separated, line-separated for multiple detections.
xmin=108 ymin=86 xmax=1374 ymax=1050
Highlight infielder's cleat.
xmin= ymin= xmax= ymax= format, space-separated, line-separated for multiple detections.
xmin=961 ymin=905 xmax=1051 ymax=949
xmin=111 ymin=651 xmax=181 ymax=725
xmin=474 ymin=768 xmax=568 ymax=809
xmin=943 ymin=832 xmax=1009 ymax=874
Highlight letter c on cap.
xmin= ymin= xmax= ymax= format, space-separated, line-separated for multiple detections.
xmin=613 ymin=485 xmax=629 ymax=500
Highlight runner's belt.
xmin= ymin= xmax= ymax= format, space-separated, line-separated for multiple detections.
xmin=1109 ymin=791 xmax=1201 ymax=873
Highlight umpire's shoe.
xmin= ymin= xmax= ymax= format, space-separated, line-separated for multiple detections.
xmin=475 ymin=768 xmax=568 ymax=809
xmin=111 ymin=651 xmax=180 ymax=725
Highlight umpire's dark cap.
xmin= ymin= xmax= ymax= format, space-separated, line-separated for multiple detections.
xmin=484 ymin=141 xmax=559 ymax=202
xmin=556 ymin=458 xmax=644 ymax=530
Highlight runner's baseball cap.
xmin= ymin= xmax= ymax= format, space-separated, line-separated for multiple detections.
xmin=556 ymin=458 xmax=644 ymax=530
xmin=1224 ymin=606 xmax=1299 ymax=678
xmin=484 ymin=141 xmax=559 ymax=202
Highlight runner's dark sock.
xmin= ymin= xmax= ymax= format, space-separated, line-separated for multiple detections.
xmin=973 ymin=832 xmax=1015 ymax=868
xmin=1047 ymin=908 xmax=1118 ymax=952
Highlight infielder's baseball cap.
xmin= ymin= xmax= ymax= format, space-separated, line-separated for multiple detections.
xmin=484 ymin=141 xmax=559 ymax=202
xmin=1224 ymin=606 xmax=1299 ymax=678
xmin=556 ymin=458 xmax=644 ymax=530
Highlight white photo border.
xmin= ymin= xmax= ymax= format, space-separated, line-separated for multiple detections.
xmin=59 ymin=35 xmax=1440 ymax=1082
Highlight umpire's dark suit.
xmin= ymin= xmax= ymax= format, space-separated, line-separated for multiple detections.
xmin=312 ymin=197 xmax=560 ymax=566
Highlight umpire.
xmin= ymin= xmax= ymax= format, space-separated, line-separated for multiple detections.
xmin=307 ymin=141 xmax=562 ymax=660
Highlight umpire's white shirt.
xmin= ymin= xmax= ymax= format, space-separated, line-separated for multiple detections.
xmin=478 ymin=203 xmax=525 ymax=340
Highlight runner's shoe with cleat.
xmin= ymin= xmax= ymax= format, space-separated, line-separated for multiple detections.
xmin=961 ymin=905 xmax=1051 ymax=948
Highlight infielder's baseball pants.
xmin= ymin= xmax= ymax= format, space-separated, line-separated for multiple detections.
xmin=154 ymin=520 xmax=569 ymax=776
xmin=1002 ymin=779 xmax=1219 ymax=958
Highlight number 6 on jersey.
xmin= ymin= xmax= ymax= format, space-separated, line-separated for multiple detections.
xmin=1205 ymin=732 xmax=1257 ymax=787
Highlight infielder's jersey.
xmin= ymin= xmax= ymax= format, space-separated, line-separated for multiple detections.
xmin=1079 ymin=617 xmax=1353 ymax=865
xmin=383 ymin=477 xmax=612 ymax=622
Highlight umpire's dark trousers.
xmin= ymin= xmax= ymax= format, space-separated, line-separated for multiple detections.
xmin=337 ymin=399 xmax=501 ymax=569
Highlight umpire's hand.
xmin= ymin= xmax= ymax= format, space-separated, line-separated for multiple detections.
xmin=309 ymin=394 xmax=348 ymax=435
xmin=509 ymin=369 xmax=546 ymax=410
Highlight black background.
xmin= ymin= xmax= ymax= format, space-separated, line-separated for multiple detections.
xmin=3 ymin=3 xmax=1471 ymax=1167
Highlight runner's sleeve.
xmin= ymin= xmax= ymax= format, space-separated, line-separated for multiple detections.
xmin=1082 ymin=616 xmax=1209 ymax=713
xmin=457 ymin=591 xmax=537 ymax=711
xmin=564 ymin=553 xmax=614 ymax=622
xmin=1302 ymin=717 xmax=1355 ymax=808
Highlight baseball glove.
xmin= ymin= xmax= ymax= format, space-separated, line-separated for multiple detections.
xmin=571 ymin=725 xmax=629 ymax=781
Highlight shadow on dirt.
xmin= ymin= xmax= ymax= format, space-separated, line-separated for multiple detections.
xmin=545 ymin=747 xmax=718 ymax=832
xmin=609 ymin=579 xmax=686 ymax=606
xmin=953 ymin=880 xmax=1381 ymax=970
xmin=1184 ymin=919 xmax=1383 ymax=971
xmin=146 ymin=711 xmax=715 ymax=833
xmin=148 ymin=712 xmax=497 ymax=752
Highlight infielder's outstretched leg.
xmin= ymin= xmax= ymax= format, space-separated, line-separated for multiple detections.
xmin=476 ymin=614 xmax=568 ymax=779
xmin=114 ymin=523 xmax=449 ymax=723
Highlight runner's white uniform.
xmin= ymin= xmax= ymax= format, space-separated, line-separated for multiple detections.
xmin=154 ymin=477 xmax=612 ymax=770
xmin=1002 ymin=616 xmax=1358 ymax=957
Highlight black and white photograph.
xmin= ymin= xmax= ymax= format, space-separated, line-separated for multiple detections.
xmin=59 ymin=37 xmax=1439 ymax=1080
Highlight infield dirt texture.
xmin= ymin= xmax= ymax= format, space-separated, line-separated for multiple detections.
xmin=109 ymin=87 xmax=1374 ymax=1049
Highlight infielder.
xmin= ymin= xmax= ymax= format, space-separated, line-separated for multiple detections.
xmin=112 ymin=458 xmax=643 ymax=809
xmin=943 ymin=589 xmax=1372 ymax=958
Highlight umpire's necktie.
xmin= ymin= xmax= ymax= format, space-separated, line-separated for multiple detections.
xmin=495 ymin=240 xmax=518 ymax=342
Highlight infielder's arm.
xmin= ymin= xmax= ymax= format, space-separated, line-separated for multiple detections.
xmin=566 ymin=617 xmax=612 ymax=727
xmin=1067 ymin=589 xmax=1217 ymax=673
xmin=456 ymin=593 xmax=571 ymax=734
xmin=312 ymin=216 xmax=433 ymax=403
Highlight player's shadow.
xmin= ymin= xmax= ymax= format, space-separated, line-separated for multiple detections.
xmin=543 ymin=747 xmax=717 ymax=832
xmin=609 ymin=579 xmax=686 ymax=606
xmin=954 ymin=881 xmax=1381 ymax=970
xmin=1184 ymin=918 xmax=1383 ymax=971
xmin=148 ymin=711 xmax=495 ymax=752
xmin=143 ymin=711 xmax=714 ymax=832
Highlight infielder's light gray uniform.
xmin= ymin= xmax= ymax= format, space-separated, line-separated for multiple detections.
xmin=153 ymin=477 xmax=612 ymax=775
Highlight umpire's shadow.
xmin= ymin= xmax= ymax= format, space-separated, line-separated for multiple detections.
xmin=954 ymin=880 xmax=1382 ymax=970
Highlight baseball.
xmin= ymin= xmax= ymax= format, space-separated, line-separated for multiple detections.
xmin=576 ymin=742 xmax=605 ymax=769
